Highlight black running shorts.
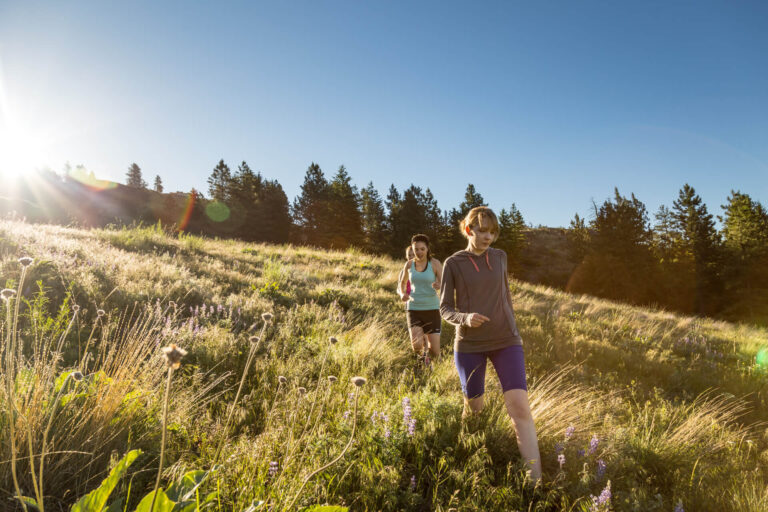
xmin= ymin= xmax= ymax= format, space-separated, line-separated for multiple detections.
xmin=406 ymin=309 xmax=441 ymax=334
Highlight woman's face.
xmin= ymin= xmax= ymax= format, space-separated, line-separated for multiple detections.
xmin=412 ymin=241 xmax=428 ymax=261
xmin=467 ymin=218 xmax=496 ymax=251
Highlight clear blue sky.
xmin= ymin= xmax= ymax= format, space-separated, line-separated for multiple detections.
xmin=1 ymin=1 xmax=766 ymax=227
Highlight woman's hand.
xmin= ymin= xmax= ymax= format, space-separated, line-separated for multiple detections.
xmin=400 ymin=292 xmax=411 ymax=302
xmin=431 ymin=281 xmax=440 ymax=291
xmin=466 ymin=313 xmax=490 ymax=327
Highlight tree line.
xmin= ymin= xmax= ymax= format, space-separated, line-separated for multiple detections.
xmin=566 ymin=186 xmax=768 ymax=324
xmin=2 ymin=162 xmax=766 ymax=324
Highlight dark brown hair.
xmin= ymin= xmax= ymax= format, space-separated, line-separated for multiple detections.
xmin=411 ymin=234 xmax=432 ymax=261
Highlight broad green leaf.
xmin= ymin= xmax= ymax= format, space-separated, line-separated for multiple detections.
xmin=133 ymin=489 xmax=175 ymax=512
xmin=104 ymin=498 xmax=125 ymax=512
xmin=71 ymin=449 xmax=142 ymax=512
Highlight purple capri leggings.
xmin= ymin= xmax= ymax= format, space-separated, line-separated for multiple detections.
xmin=454 ymin=344 xmax=527 ymax=398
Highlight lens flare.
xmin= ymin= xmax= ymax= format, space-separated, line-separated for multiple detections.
xmin=178 ymin=192 xmax=196 ymax=231
xmin=756 ymin=347 xmax=768 ymax=369
xmin=206 ymin=201 xmax=230 ymax=222
xmin=67 ymin=168 xmax=117 ymax=191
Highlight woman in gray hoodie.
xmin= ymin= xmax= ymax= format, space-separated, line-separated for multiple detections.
xmin=440 ymin=206 xmax=541 ymax=481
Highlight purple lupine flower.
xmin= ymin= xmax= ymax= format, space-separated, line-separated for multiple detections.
xmin=589 ymin=482 xmax=611 ymax=511
xmin=384 ymin=427 xmax=391 ymax=439
xmin=343 ymin=410 xmax=351 ymax=420
xmin=268 ymin=461 xmax=278 ymax=477
xmin=557 ymin=453 xmax=565 ymax=469
xmin=565 ymin=425 xmax=575 ymax=440
xmin=371 ymin=411 xmax=378 ymax=424
xmin=596 ymin=459 xmax=606 ymax=480
xmin=348 ymin=392 xmax=355 ymax=404
xmin=403 ymin=397 xmax=412 ymax=425
xmin=577 ymin=449 xmax=586 ymax=458
xmin=555 ymin=442 xmax=564 ymax=454
xmin=409 ymin=475 xmax=416 ymax=491
xmin=407 ymin=418 xmax=416 ymax=436
xmin=674 ymin=501 xmax=684 ymax=512
xmin=589 ymin=435 xmax=599 ymax=455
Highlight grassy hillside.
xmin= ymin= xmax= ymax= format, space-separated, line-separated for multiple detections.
xmin=0 ymin=220 xmax=766 ymax=511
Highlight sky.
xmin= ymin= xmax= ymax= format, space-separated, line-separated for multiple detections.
xmin=0 ymin=0 xmax=766 ymax=227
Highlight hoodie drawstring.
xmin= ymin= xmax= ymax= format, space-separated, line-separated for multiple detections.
xmin=469 ymin=252 xmax=493 ymax=272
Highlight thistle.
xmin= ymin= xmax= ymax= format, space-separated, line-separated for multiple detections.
xmin=151 ymin=345 xmax=186 ymax=512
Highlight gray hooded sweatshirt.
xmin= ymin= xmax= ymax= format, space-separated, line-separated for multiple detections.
xmin=439 ymin=247 xmax=522 ymax=353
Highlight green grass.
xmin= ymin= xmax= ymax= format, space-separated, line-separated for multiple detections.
xmin=0 ymin=219 xmax=766 ymax=511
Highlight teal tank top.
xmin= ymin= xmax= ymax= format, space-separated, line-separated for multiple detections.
xmin=407 ymin=260 xmax=440 ymax=311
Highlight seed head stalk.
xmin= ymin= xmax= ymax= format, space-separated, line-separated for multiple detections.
xmin=283 ymin=379 xmax=364 ymax=511
xmin=212 ymin=315 xmax=271 ymax=465
xmin=150 ymin=366 xmax=174 ymax=512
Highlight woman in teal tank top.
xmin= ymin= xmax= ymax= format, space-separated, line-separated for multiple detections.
xmin=398 ymin=234 xmax=443 ymax=365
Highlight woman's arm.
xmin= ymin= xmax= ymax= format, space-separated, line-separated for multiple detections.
xmin=439 ymin=259 xmax=469 ymax=326
xmin=398 ymin=260 xmax=412 ymax=299
xmin=431 ymin=258 xmax=442 ymax=290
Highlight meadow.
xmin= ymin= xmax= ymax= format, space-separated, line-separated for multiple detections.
xmin=0 ymin=219 xmax=766 ymax=511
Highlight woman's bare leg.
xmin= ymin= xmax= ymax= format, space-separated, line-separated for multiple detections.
xmin=503 ymin=389 xmax=542 ymax=481
xmin=408 ymin=326 xmax=425 ymax=355
xmin=426 ymin=333 xmax=440 ymax=360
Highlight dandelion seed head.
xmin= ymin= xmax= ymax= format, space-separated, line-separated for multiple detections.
xmin=329 ymin=336 xmax=338 ymax=344
xmin=261 ymin=312 xmax=273 ymax=322
xmin=97 ymin=309 xmax=105 ymax=317
xmin=18 ymin=256 xmax=34 ymax=267
xmin=71 ymin=371 xmax=84 ymax=382
xmin=327 ymin=375 xmax=338 ymax=383
xmin=161 ymin=343 xmax=188 ymax=369
xmin=249 ymin=335 xmax=260 ymax=344
xmin=351 ymin=376 xmax=367 ymax=387
xmin=1 ymin=288 xmax=16 ymax=300
xmin=557 ymin=453 xmax=565 ymax=469
xmin=72 ymin=304 xmax=80 ymax=313
xmin=278 ymin=375 xmax=288 ymax=385
xmin=297 ymin=387 xmax=306 ymax=395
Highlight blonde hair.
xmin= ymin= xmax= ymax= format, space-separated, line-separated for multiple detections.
xmin=404 ymin=245 xmax=415 ymax=260
xmin=460 ymin=206 xmax=500 ymax=240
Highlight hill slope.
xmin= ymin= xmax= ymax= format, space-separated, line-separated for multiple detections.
xmin=1 ymin=220 xmax=766 ymax=511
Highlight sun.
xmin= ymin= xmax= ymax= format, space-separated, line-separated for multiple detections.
xmin=0 ymin=122 xmax=45 ymax=179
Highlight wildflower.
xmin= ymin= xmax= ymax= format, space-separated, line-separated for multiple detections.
xmin=343 ymin=410 xmax=351 ymax=420
xmin=407 ymin=418 xmax=416 ymax=436
xmin=409 ymin=475 xmax=416 ymax=491
xmin=268 ymin=461 xmax=279 ymax=477
xmin=565 ymin=425 xmax=575 ymax=440
xmin=278 ymin=376 xmax=287 ymax=385
xmin=351 ymin=376 xmax=367 ymax=387
xmin=589 ymin=435 xmax=599 ymax=455
xmin=674 ymin=501 xmax=684 ymax=512
xmin=1 ymin=288 xmax=16 ymax=301
xmin=297 ymin=387 xmax=306 ymax=395
xmin=589 ymin=481 xmax=611 ymax=512
xmin=262 ymin=312 xmax=273 ymax=322
xmin=161 ymin=344 xmax=188 ymax=369
xmin=577 ymin=449 xmax=586 ymax=458
xmin=596 ymin=459 xmax=606 ymax=480
xmin=348 ymin=392 xmax=355 ymax=404
xmin=97 ymin=309 xmax=105 ymax=317
xmin=384 ymin=427 xmax=391 ymax=439
xmin=555 ymin=442 xmax=564 ymax=454
xmin=71 ymin=371 xmax=84 ymax=382
xmin=327 ymin=375 xmax=338 ymax=383
xmin=329 ymin=336 xmax=338 ymax=344
xmin=18 ymin=256 xmax=34 ymax=267
xmin=557 ymin=453 xmax=565 ymax=469
xmin=371 ymin=411 xmax=378 ymax=424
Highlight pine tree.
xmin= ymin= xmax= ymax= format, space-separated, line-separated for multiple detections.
xmin=568 ymin=188 xmax=658 ymax=305
xmin=207 ymin=160 xmax=232 ymax=202
xmin=153 ymin=175 xmax=164 ymax=193
xmin=719 ymin=191 xmax=768 ymax=322
xmin=669 ymin=184 xmax=722 ymax=314
xmin=327 ymin=166 xmax=363 ymax=249
xmin=229 ymin=161 xmax=263 ymax=240
xmin=566 ymin=213 xmax=590 ymax=263
xmin=497 ymin=204 xmax=526 ymax=272
xmin=292 ymin=163 xmax=331 ymax=246
xmin=360 ymin=182 xmax=388 ymax=253
xmin=126 ymin=163 xmax=147 ymax=188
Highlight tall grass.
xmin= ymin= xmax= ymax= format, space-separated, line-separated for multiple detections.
xmin=1 ymin=219 xmax=767 ymax=510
